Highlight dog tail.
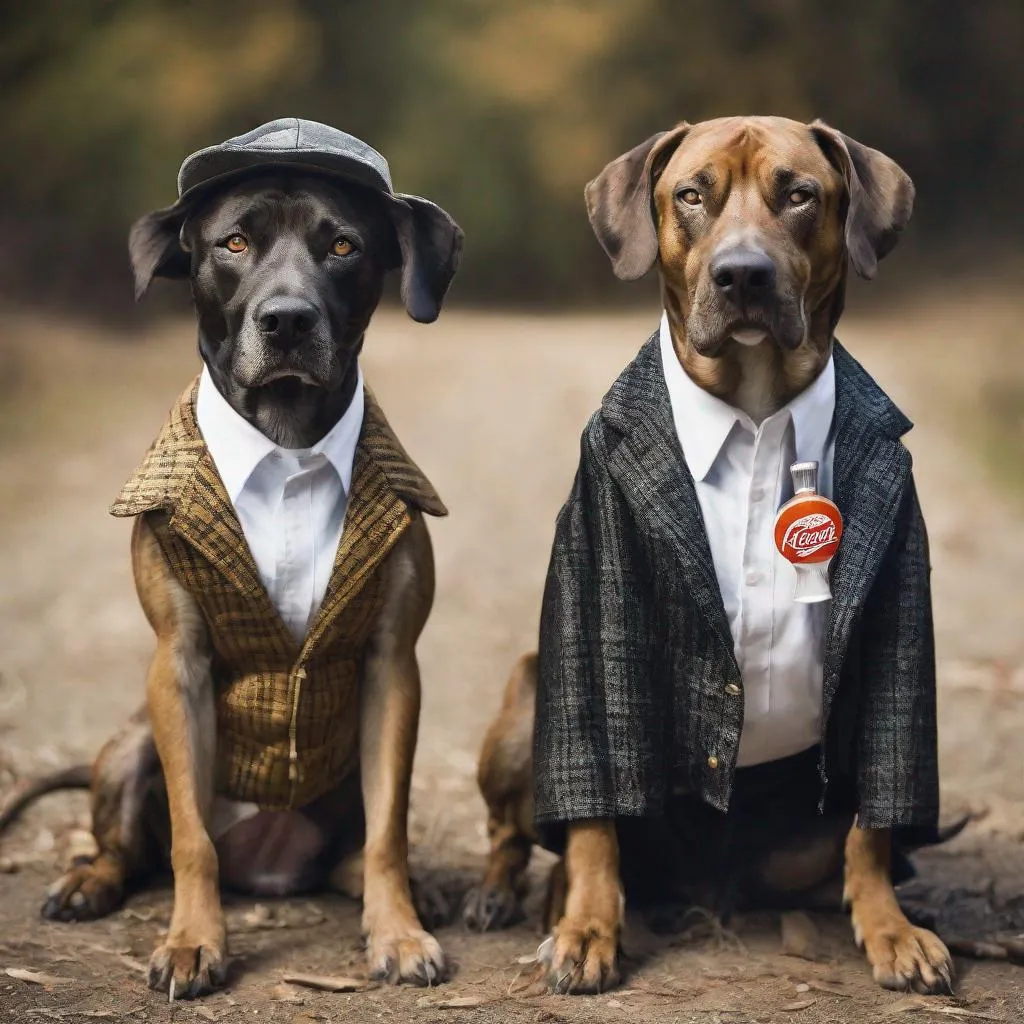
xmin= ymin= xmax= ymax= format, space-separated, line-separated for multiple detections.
xmin=0 ymin=765 xmax=93 ymax=835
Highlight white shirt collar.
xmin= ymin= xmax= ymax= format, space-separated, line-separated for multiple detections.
xmin=196 ymin=365 xmax=365 ymax=501
xmin=658 ymin=312 xmax=835 ymax=481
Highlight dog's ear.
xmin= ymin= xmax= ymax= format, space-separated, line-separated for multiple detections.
xmin=584 ymin=123 xmax=692 ymax=281
xmin=810 ymin=121 xmax=915 ymax=280
xmin=384 ymin=195 xmax=464 ymax=323
xmin=128 ymin=203 xmax=191 ymax=300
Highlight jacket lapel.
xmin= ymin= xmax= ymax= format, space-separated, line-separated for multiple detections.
xmin=111 ymin=376 xmax=269 ymax=600
xmin=603 ymin=336 xmax=737 ymax=660
xmin=822 ymin=342 xmax=913 ymax=715
xmin=169 ymin=450 xmax=270 ymax=600
xmin=300 ymin=389 xmax=446 ymax=658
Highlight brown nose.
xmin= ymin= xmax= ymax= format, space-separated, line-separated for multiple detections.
xmin=709 ymin=248 xmax=777 ymax=307
xmin=254 ymin=296 xmax=322 ymax=351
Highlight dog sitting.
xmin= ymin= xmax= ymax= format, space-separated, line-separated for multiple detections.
xmin=465 ymin=116 xmax=955 ymax=997
xmin=0 ymin=118 xmax=462 ymax=999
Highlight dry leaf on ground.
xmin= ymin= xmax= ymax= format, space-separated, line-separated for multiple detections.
xmin=282 ymin=972 xmax=370 ymax=992
xmin=5 ymin=966 xmax=75 ymax=986
xmin=780 ymin=998 xmax=817 ymax=1011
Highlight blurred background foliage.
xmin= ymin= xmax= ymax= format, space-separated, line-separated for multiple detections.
xmin=1 ymin=0 xmax=1021 ymax=313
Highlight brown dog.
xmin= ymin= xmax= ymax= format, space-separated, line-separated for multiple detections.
xmin=465 ymin=117 xmax=954 ymax=997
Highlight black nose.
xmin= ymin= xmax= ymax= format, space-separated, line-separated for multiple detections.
xmin=254 ymin=296 xmax=322 ymax=350
xmin=709 ymin=248 xmax=777 ymax=306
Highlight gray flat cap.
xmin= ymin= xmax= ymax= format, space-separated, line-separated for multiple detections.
xmin=131 ymin=117 xmax=463 ymax=325
xmin=177 ymin=117 xmax=394 ymax=199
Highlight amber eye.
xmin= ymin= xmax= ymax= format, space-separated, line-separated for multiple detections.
xmin=223 ymin=234 xmax=248 ymax=253
xmin=678 ymin=188 xmax=702 ymax=207
xmin=788 ymin=188 xmax=813 ymax=205
xmin=332 ymin=237 xmax=356 ymax=257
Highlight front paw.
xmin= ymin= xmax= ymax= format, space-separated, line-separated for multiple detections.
xmin=462 ymin=883 xmax=523 ymax=932
xmin=537 ymin=916 xmax=620 ymax=994
xmin=854 ymin=915 xmax=953 ymax=994
xmin=148 ymin=936 xmax=227 ymax=999
xmin=366 ymin=927 xmax=447 ymax=986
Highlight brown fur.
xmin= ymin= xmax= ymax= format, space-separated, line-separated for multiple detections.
xmin=20 ymin=512 xmax=444 ymax=997
xmin=472 ymin=117 xmax=949 ymax=997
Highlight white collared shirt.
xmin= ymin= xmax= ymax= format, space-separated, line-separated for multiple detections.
xmin=659 ymin=313 xmax=836 ymax=767
xmin=195 ymin=367 xmax=365 ymax=642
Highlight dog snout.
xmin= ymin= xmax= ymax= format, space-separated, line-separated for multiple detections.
xmin=709 ymin=248 xmax=777 ymax=308
xmin=254 ymin=296 xmax=322 ymax=351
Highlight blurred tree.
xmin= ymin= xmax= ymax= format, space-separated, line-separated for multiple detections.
xmin=0 ymin=0 xmax=1019 ymax=312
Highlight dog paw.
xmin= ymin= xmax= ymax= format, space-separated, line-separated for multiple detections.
xmin=855 ymin=917 xmax=953 ymax=994
xmin=366 ymin=928 xmax=447 ymax=986
xmin=410 ymin=874 xmax=454 ymax=931
xmin=462 ymin=883 xmax=523 ymax=932
xmin=148 ymin=940 xmax=227 ymax=999
xmin=537 ymin=918 xmax=620 ymax=994
xmin=41 ymin=862 xmax=124 ymax=922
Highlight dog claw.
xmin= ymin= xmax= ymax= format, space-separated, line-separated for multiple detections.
xmin=462 ymin=884 xmax=523 ymax=932
xmin=148 ymin=941 xmax=227 ymax=999
xmin=366 ymin=928 xmax=447 ymax=986
xmin=370 ymin=956 xmax=396 ymax=983
xmin=536 ymin=923 xmax=620 ymax=995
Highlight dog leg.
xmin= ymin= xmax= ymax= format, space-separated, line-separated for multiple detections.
xmin=43 ymin=708 xmax=157 ymax=922
xmin=845 ymin=822 xmax=953 ymax=994
xmin=360 ymin=518 xmax=445 ymax=986
xmin=133 ymin=519 xmax=225 ymax=999
xmin=539 ymin=819 xmax=623 ymax=994
xmin=464 ymin=652 xmax=537 ymax=932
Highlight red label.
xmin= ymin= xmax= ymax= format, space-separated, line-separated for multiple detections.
xmin=774 ymin=497 xmax=842 ymax=564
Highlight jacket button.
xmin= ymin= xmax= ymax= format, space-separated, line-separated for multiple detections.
xmin=707 ymin=755 xmax=719 ymax=770
xmin=725 ymin=682 xmax=741 ymax=696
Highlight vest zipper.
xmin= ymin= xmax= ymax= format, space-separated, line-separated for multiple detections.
xmin=288 ymin=666 xmax=307 ymax=793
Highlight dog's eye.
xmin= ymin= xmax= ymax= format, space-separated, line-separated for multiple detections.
xmin=223 ymin=235 xmax=248 ymax=253
xmin=788 ymin=189 xmax=813 ymax=206
xmin=332 ymin=238 xmax=357 ymax=257
xmin=678 ymin=188 xmax=702 ymax=207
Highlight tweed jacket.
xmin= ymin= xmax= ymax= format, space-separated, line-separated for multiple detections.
xmin=112 ymin=377 xmax=446 ymax=810
xmin=535 ymin=333 xmax=938 ymax=844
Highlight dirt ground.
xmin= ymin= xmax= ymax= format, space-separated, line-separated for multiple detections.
xmin=1 ymin=296 xmax=1023 ymax=1024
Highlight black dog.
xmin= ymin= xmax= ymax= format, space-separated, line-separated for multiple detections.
xmin=0 ymin=122 xmax=463 ymax=999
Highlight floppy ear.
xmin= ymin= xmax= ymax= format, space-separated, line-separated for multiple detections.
xmin=584 ymin=123 xmax=691 ymax=280
xmin=385 ymin=195 xmax=464 ymax=323
xmin=127 ymin=203 xmax=191 ymax=300
xmin=810 ymin=121 xmax=915 ymax=280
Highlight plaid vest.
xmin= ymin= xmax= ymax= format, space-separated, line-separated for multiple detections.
xmin=111 ymin=377 xmax=446 ymax=811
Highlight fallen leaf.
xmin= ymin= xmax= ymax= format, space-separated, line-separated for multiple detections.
xmin=780 ymin=911 xmax=821 ymax=961
xmin=806 ymin=980 xmax=851 ymax=997
xmin=243 ymin=904 xmax=275 ymax=929
xmin=282 ymin=972 xmax=369 ymax=993
xmin=606 ymin=999 xmax=623 ymax=1008
xmin=927 ymin=1009 xmax=1005 ymax=1021
xmin=121 ymin=908 xmax=155 ymax=922
xmin=881 ymin=997 xmax=1004 ymax=1018
xmin=271 ymin=982 xmax=305 ymax=1004
xmin=781 ymin=999 xmax=817 ymax=1012
xmin=434 ymin=997 xmax=489 ymax=1009
xmin=194 ymin=1009 xmax=218 ymax=1022
xmin=116 ymin=954 xmax=147 ymax=975
xmin=5 ymin=967 xmax=75 ymax=986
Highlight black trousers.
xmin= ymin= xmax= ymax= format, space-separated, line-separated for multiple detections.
xmin=616 ymin=746 xmax=912 ymax=918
